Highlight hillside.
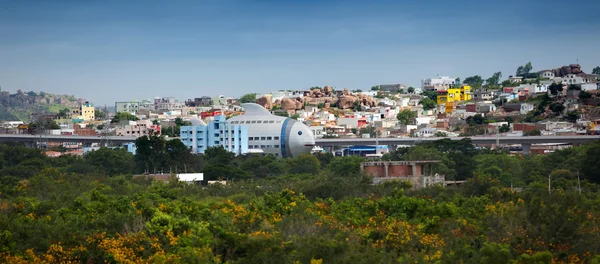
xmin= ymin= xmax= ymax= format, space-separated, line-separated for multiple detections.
xmin=0 ymin=89 xmax=85 ymax=121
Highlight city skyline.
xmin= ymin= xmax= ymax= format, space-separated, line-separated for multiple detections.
xmin=1 ymin=0 xmax=599 ymax=105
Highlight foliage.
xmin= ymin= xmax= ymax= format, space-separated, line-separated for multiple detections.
xmin=485 ymin=71 xmax=502 ymax=87
xmin=0 ymin=141 xmax=600 ymax=262
xmin=421 ymin=90 xmax=437 ymax=102
xmin=548 ymin=83 xmax=563 ymax=96
xmin=239 ymin=93 xmax=257 ymax=104
xmin=580 ymin=90 xmax=592 ymax=99
xmin=433 ymin=131 xmax=447 ymax=137
xmin=290 ymin=114 xmax=300 ymax=120
xmin=516 ymin=61 xmax=533 ymax=77
xmin=419 ymin=97 xmax=436 ymax=110
xmin=499 ymin=124 xmax=510 ymax=133
xmin=370 ymin=86 xmax=380 ymax=91
xmin=592 ymin=66 xmax=600 ymax=75
xmin=407 ymin=87 xmax=415 ymax=94
xmin=524 ymin=129 xmax=541 ymax=136
xmin=565 ymin=111 xmax=580 ymax=123
xmin=111 ymin=112 xmax=139 ymax=123
xmin=464 ymin=75 xmax=484 ymax=89
xmin=95 ymin=108 xmax=107 ymax=119
xmin=396 ymin=109 xmax=416 ymax=125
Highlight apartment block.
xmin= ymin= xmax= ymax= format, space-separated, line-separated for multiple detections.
xmin=180 ymin=115 xmax=249 ymax=155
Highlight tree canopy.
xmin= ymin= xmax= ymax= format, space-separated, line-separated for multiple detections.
xmin=516 ymin=61 xmax=533 ymax=77
xmin=485 ymin=72 xmax=502 ymax=87
xmin=238 ymin=93 xmax=257 ymax=103
xmin=111 ymin=112 xmax=139 ymax=123
xmin=396 ymin=109 xmax=417 ymax=125
xmin=592 ymin=66 xmax=600 ymax=75
xmin=463 ymin=75 xmax=484 ymax=88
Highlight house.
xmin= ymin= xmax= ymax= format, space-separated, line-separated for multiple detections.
xmin=539 ymin=70 xmax=555 ymax=79
xmin=360 ymin=161 xmax=445 ymax=188
xmin=212 ymin=95 xmax=228 ymax=106
xmin=115 ymin=120 xmax=161 ymax=137
xmin=508 ymin=76 xmax=523 ymax=83
xmin=520 ymin=103 xmax=534 ymax=115
xmin=421 ymin=76 xmax=457 ymax=91
xmin=154 ymin=97 xmax=185 ymax=111
xmin=436 ymin=85 xmax=471 ymax=105
xmin=378 ymin=84 xmax=408 ymax=93
xmin=71 ymin=102 xmax=95 ymax=122
xmin=472 ymin=90 xmax=494 ymax=101
xmin=186 ymin=96 xmax=213 ymax=107
xmin=476 ymin=103 xmax=497 ymax=114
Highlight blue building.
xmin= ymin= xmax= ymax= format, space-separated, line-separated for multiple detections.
xmin=180 ymin=115 xmax=249 ymax=155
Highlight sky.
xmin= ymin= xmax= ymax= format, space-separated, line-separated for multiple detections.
xmin=1 ymin=0 xmax=599 ymax=105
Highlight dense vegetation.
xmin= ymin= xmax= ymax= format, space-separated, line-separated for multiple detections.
xmin=1 ymin=139 xmax=600 ymax=263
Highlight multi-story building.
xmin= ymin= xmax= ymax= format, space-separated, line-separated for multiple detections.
xmin=71 ymin=102 xmax=95 ymax=122
xmin=436 ymin=85 xmax=472 ymax=105
xmin=186 ymin=96 xmax=213 ymax=107
xmin=180 ymin=115 xmax=249 ymax=155
xmin=139 ymin=100 xmax=155 ymax=111
xmin=115 ymin=101 xmax=140 ymax=114
xmin=154 ymin=97 xmax=185 ymax=111
xmin=115 ymin=120 xmax=161 ymax=137
xmin=421 ymin=76 xmax=457 ymax=91
xmin=379 ymin=84 xmax=408 ymax=93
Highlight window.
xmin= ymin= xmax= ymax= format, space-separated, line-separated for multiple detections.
xmin=255 ymin=137 xmax=260 ymax=140
xmin=249 ymin=145 xmax=253 ymax=149
xmin=297 ymin=131 xmax=303 ymax=135
xmin=214 ymin=133 xmax=219 ymax=137
xmin=266 ymin=145 xmax=271 ymax=148
xmin=251 ymin=120 xmax=257 ymax=124
xmin=245 ymin=121 xmax=251 ymax=124
xmin=261 ymin=137 xmax=266 ymax=140
xmin=261 ymin=145 xmax=266 ymax=148
xmin=257 ymin=121 xmax=262 ymax=123
xmin=274 ymin=136 xmax=279 ymax=140
xmin=267 ymin=136 xmax=272 ymax=140
xmin=274 ymin=145 xmax=279 ymax=148
xmin=214 ymin=141 xmax=219 ymax=144
xmin=269 ymin=120 xmax=275 ymax=123
xmin=275 ymin=153 xmax=279 ymax=157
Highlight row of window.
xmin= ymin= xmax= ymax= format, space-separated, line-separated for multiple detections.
xmin=249 ymin=136 xmax=279 ymax=141
xmin=248 ymin=145 xmax=280 ymax=149
xmin=230 ymin=120 xmax=282 ymax=124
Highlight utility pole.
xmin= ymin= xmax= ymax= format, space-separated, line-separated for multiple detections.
xmin=548 ymin=173 xmax=551 ymax=194
xmin=577 ymin=170 xmax=581 ymax=195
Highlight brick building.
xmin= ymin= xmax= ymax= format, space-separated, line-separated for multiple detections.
xmin=360 ymin=160 xmax=445 ymax=189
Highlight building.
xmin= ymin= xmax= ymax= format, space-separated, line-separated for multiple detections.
xmin=212 ymin=95 xmax=228 ymax=106
xmin=421 ymin=76 xmax=457 ymax=91
xmin=227 ymin=103 xmax=315 ymax=158
xmin=154 ymin=97 xmax=185 ymax=111
xmin=186 ymin=96 xmax=213 ymax=107
xmin=378 ymin=84 xmax=408 ymax=93
xmin=115 ymin=101 xmax=140 ymax=114
xmin=539 ymin=70 xmax=555 ymax=79
xmin=360 ymin=161 xmax=445 ymax=188
xmin=436 ymin=85 xmax=472 ymax=105
xmin=115 ymin=120 xmax=161 ymax=137
xmin=508 ymin=76 xmax=523 ymax=83
xmin=71 ymin=102 xmax=95 ymax=122
xmin=180 ymin=115 xmax=249 ymax=155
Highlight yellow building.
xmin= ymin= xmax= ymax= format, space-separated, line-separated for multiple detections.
xmin=72 ymin=102 xmax=95 ymax=122
xmin=436 ymin=85 xmax=471 ymax=105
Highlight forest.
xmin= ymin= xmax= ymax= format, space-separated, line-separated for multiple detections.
xmin=1 ymin=137 xmax=600 ymax=263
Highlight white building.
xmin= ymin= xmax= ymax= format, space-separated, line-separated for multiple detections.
xmin=421 ymin=76 xmax=457 ymax=91
xmin=539 ymin=70 xmax=555 ymax=79
xmin=520 ymin=103 xmax=535 ymax=115
xmin=154 ymin=97 xmax=185 ymax=112
xmin=309 ymin=126 xmax=325 ymax=139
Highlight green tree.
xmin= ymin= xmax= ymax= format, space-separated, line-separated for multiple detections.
xmin=455 ymin=77 xmax=461 ymax=83
xmin=565 ymin=110 xmax=580 ymax=123
xmin=84 ymin=147 xmax=135 ymax=176
xmin=407 ymin=87 xmax=415 ymax=93
xmin=370 ymin=85 xmax=380 ymax=91
xmin=239 ymin=93 xmax=257 ymax=104
xmin=396 ymin=109 xmax=417 ymax=125
xmin=548 ymin=83 xmax=563 ymax=95
xmin=286 ymin=153 xmax=321 ymax=174
xmin=421 ymin=90 xmax=437 ymax=101
xmin=57 ymin=108 xmax=71 ymax=119
xmin=592 ymin=66 xmax=600 ymax=75
xmin=327 ymin=156 xmax=364 ymax=177
xmin=95 ymin=108 xmax=107 ymax=119
xmin=499 ymin=124 xmax=510 ymax=133
xmin=111 ymin=112 xmax=139 ymax=123
xmin=463 ymin=75 xmax=484 ymax=89
xmin=485 ymin=72 xmax=502 ymax=87
xmin=433 ymin=131 xmax=447 ymax=137
xmin=419 ymin=97 xmax=436 ymax=110
xmin=580 ymin=90 xmax=592 ymax=99
xmin=525 ymin=129 xmax=541 ymax=136
xmin=290 ymin=114 xmax=300 ymax=120
xmin=516 ymin=61 xmax=533 ymax=77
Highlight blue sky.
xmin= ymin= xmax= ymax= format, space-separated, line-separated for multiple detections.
xmin=1 ymin=0 xmax=599 ymax=105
